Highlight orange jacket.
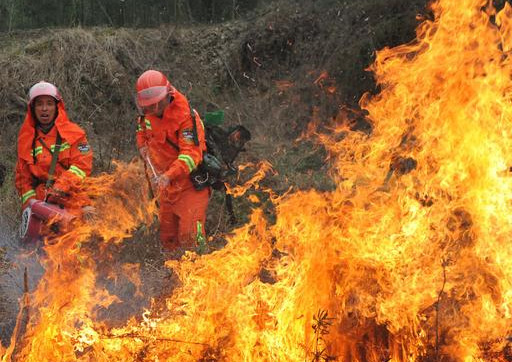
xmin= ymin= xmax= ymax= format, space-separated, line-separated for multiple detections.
xmin=136 ymin=90 xmax=206 ymax=196
xmin=15 ymin=101 xmax=93 ymax=208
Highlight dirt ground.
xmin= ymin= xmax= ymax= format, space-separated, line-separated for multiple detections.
xmin=0 ymin=0 xmax=429 ymax=346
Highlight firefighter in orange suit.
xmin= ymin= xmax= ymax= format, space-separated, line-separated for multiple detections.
xmin=135 ymin=70 xmax=209 ymax=252
xmin=15 ymin=81 xmax=93 ymax=212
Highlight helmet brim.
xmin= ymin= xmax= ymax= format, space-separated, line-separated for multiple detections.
xmin=136 ymin=86 xmax=169 ymax=107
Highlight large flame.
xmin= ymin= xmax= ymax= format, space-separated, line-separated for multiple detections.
xmin=3 ymin=0 xmax=512 ymax=360
xmin=1 ymin=161 xmax=156 ymax=361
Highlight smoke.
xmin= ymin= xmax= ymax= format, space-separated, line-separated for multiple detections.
xmin=0 ymin=214 xmax=44 ymax=346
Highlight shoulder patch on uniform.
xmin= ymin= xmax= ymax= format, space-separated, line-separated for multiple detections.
xmin=78 ymin=143 xmax=91 ymax=153
xmin=182 ymin=128 xmax=195 ymax=143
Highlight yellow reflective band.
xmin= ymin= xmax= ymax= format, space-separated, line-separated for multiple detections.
xmin=69 ymin=165 xmax=86 ymax=180
xmin=21 ymin=189 xmax=36 ymax=204
xmin=51 ymin=142 xmax=70 ymax=152
xmin=178 ymin=154 xmax=196 ymax=173
xmin=144 ymin=118 xmax=152 ymax=130
xmin=136 ymin=124 xmax=143 ymax=132
xmin=33 ymin=146 xmax=43 ymax=157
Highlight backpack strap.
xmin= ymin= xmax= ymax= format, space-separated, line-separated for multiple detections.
xmin=190 ymin=106 xmax=200 ymax=146
xmin=165 ymin=105 xmax=200 ymax=150
xmin=165 ymin=136 xmax=180 ymax=151
xmin=45 ymin=132 xmax=62 ymax=189
xmin=32 ymin=129 xmax=38 ymax=164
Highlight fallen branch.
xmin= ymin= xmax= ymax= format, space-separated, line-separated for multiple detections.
xmin=215 ymin=50 xmax=244 ymax=100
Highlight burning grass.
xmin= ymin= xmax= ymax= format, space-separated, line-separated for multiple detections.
xmin=7 ymin=0 xmax=510 ymax=360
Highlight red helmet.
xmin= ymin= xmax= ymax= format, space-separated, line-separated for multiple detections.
xmin=28 ymin=81 xmax=61 ymax=104
xmin=135 ymin=70 xmax=175 ymax=108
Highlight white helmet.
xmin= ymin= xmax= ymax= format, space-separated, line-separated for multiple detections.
xmin=28 ymin=81 xmax=62 ymax=105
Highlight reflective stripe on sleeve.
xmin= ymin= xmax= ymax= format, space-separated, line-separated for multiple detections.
xmin=69 ymin=165 xmax=87 ymax=180
xmin=144 ymin=118 xmax=152 ymax=130
xmin=33 ymin=146 xmax=43 ymax=157
xmin=21 ymin=189 xmax=36 ymax=204
xmin=177 ymin=154 xmax=196 ymax=173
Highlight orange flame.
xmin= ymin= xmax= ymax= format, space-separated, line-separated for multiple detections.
xmin=314 ymin=71 xmax=337 ymax=95
xmin=3 ymin=0 xmax=512 ymax=360
xmin=226 ymin=161 xmax=276 ymax=198
xmin=1 ymin=160 xmax=156 ymax=361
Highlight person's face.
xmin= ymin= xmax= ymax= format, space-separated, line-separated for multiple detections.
xmin=142 ymin=97 xmax=168 ymax=117
xmin=33 ymin=95 xmax=57 ymax=124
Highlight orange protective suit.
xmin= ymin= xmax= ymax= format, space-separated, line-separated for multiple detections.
xmin=136 ymin=90 xmax=209 ymax=251
xmin=15 ymin=101 xmax=92 ymax=211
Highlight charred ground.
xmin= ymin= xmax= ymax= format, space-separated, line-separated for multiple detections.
xmin=0 ymin=0 xmax=429 ymax=347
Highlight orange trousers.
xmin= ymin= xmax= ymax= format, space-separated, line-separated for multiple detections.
xmin=159 ymin=186 xmax=209 ymax=251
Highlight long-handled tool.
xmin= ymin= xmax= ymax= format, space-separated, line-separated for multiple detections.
xmin=144 ymin=154 xmax=158 ymax=180
xmin=142 ymin=153 xmax=160 ymax=196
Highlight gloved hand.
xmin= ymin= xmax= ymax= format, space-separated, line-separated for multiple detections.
xmin=46 ymin=187 xmax=69 ymax=205
xmin=139 ymin=146 xmax=149 ymax=159
xmin=152 ymin=174 xmax=170 ymax=191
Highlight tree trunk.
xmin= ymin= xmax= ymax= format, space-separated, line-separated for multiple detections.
xmin=80 ymin=0 xmax=84 ymax=25
xmin=8 ymin=0 xmax=16 ymax=31
xmin=94 ymin=0 xmax=114 ymax=26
